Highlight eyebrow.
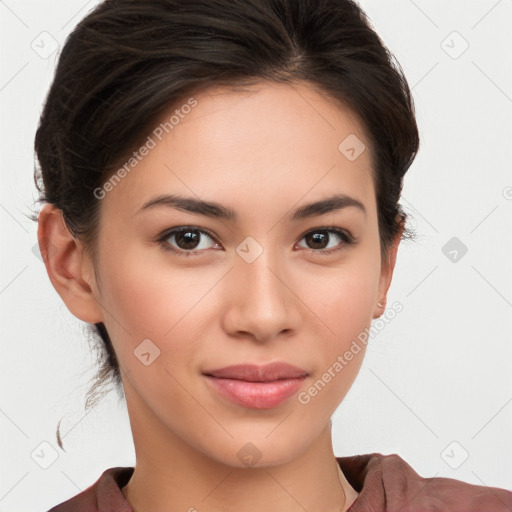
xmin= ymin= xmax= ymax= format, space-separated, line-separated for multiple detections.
xmin=136 ymin=193 xmax=366 ymax=221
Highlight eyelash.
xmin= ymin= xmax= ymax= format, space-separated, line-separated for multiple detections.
xmin=156 ymin=225 xmax=356 ymax=258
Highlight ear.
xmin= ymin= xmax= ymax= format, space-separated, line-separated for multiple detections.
xmin=37 ymin=203 xmax=104 ymax=323
xmin=372 ymin=214 xmax=405 ymax=319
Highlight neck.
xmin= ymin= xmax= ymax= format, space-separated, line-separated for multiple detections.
xmin=122 ymin=416 xmax=358 ymax=512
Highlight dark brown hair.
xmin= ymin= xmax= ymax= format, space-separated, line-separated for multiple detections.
xmin=33 ymin=0 xmax=419 ymax=449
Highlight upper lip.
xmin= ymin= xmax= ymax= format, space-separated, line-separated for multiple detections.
xmin=204 ymin=362 xmax=309 ymax=382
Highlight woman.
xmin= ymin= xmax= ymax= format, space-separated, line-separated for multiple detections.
xmin=34 ymin=0 xmax=512 ymax=510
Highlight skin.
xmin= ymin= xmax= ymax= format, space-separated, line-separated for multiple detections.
xmin=38 ymin=80 xmax=402 ymax=512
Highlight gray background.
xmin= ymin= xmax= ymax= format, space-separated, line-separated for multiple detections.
xmin=1 ymin=0 xmax=511 ymax=510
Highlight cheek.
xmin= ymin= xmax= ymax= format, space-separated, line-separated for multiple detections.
xmin=295 ymin=247 xmax=380 ymax=399
xmin=293 ymin=273 xmax=375 ymax=420
xmin=302 ymin=255 xmax=381 ymax=340
xmin=98 ymin=243 xmax=213 ymax=337
xmin=97 ymin=254 xmax=211 ymax=421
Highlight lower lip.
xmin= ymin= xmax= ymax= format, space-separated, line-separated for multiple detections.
xmin=204 ymin=375 xmax=306 ymax=409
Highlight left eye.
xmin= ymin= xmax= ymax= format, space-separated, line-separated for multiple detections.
xmin=297 ymin=228 xmax=354 ymax=253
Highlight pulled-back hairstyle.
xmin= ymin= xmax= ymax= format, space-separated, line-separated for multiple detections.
xmin=34 ymin=0 xmax=419 ymax=449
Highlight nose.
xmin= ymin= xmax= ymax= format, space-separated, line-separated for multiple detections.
xmin=221 ymin=248 xmax=302 ymax=344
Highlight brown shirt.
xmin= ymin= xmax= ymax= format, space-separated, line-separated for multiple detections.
xmin=47 ymin=453 xmax=512 ymax=512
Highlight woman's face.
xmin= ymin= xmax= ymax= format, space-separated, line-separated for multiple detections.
xmin=86 ymin=81 xmax=397 ymax=467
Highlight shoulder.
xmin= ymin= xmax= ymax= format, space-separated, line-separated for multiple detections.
xmin=46 ymin=467 xmax=134 ymax=512
xmin=337 ymin=452 xmax=512 ymax=512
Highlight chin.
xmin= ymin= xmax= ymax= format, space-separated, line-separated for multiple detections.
xmin=193 ymin=425 xmax=316 ymax=469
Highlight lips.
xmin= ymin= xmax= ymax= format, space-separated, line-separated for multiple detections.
xmin=205 ymin=362 xmax=308 ymax=381
xmin=203 ymin=362 xmax=308 ymax=409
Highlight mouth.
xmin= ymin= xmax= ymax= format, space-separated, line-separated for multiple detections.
xmin=203 ymin=362 xmax=309 ymax=409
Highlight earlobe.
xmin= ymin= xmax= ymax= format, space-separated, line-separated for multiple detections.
xmin=37 ymin=204 xmax=103 ymax=323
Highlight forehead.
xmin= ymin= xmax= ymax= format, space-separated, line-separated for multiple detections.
xmin=100 ymin=81 xmax=376 ymax=219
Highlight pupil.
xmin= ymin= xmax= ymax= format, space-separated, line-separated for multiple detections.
xmin=309 ymin=231 xmax=327 ymax=249
xmin=177 ymin=230 xmax=199 ymax=250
